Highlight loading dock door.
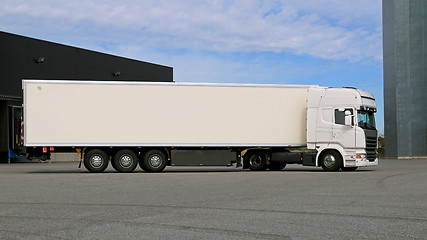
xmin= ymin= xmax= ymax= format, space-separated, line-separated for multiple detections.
xmin=9 ymin=106 xmax=22 ymax=151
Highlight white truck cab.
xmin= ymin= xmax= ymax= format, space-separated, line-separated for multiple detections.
xmin=307 ymin=87 xmax=378 ymax=171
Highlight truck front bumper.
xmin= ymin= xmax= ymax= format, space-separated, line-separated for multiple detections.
xmin=354 ymin=157 xmax=378 ymax=167
xmin=344 ymin=152 xmax=378 ymax=167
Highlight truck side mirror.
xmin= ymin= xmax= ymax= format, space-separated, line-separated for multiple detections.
xmin=344 ymin=110 xmax=352 ymax=126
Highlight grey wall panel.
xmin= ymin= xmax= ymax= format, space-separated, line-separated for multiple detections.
xmin=383 ymin=0 xmax=398 ymax=157
xmin=383 ymin=0 xmax=427 ymax=157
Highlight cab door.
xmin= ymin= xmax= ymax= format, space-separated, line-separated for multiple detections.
xmin=332 ymin=108 xmax=356 ymax=149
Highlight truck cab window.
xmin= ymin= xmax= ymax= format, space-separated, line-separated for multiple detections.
xmin=335 ymin=109 xmax=353 ymax=125
xmin=357 ymin=110 xmax=376 ymax=130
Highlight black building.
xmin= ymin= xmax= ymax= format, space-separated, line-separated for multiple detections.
xmin=0 ymin=31 xmax=173 ymax=159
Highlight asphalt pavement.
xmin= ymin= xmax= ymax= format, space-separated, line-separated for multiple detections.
xmin=0 ymin=159 xmax=426 ymax=239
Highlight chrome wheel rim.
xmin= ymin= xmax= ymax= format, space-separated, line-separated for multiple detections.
xmin=119 ymin=154 xmax=133 ymax=168
xmin=249 ymin=155 xmax=262 ymax=167
xmin=90 ymin=155 xmax=103 ymax=168
xmin=323 ymin=154 xmax=336 ymax=168
xmin=149 ymin=154 xmax=162 ymax=168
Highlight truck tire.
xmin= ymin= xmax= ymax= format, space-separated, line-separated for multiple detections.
xmin=112 ymin=149 xmax=138 ymax=173
xmin=268 ymin=162 xmax=286 ymax=171
xmin=247 ymin=151 xmax=267 ymax=171
xmin=141 ymin=149 xmax=167 ymax=172
xmin=84 ymin=149 xmax=109 ymax=173
xmin=138 ymin=158 xmax=148 ymax=171
xmin=320 ymin=150 xmax=342 ymax=171
xmin=341 ymin=167 xmax=358 ymax=171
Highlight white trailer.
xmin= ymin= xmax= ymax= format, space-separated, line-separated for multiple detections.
xmin=22 ymin=80 xmax=378 ymax=172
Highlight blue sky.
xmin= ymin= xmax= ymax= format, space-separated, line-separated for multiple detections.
xmin=0 ymin=0 xmax=384 ymax=133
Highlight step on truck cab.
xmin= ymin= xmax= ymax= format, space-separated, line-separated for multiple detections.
xmin=21 ymin=80 xmax=378 ymax=172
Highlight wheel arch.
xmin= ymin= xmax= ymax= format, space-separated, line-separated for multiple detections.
xmin=316 ymin=146 xmax=345 ymax=167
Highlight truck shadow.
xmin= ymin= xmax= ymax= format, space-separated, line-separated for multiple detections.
xmin=25 ymin=168 xmax=375 ymax=174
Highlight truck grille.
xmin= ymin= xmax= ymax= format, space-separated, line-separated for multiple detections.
xmin=365 ymin=129 xmax=377 ymax=161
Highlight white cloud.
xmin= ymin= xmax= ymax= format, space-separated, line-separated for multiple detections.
xmin=0 ymin=1 xmax=385 ymax=132
xmin=0 ymin=0 xmax=382 ymax=62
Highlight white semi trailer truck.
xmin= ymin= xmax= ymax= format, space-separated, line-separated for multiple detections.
xmin=22 ymin=80 xmax=378 ymax=172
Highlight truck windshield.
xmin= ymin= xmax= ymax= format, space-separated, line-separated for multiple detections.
xmin=357 ymin=110 xmax=376 ymax=130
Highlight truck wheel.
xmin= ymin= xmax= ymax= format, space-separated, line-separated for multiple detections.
xmin=142 ymin=149 xmax=167 ymax=172
xmin=268 ymin=162 xmax=286 ymax=171
xmin=320 ymin=150 xmax=342 ymax=171
xmin=341 ymin=167 xmax=358 ymax=171
xmin=113 ymin=149 xmax=138 ymax=173
xmin=247 ymin=151 xmax=267 ymax=171
xmin=84 ymin=149 xmax=109 ymax=173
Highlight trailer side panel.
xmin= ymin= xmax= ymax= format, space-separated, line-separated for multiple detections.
xmin=24 ymin=80 xmax=309 ymax=147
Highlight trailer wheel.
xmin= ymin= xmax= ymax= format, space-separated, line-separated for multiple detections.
xmin=141 ymin=149 xmax=167 ymax=172
xmin=84 ymin=149 xmax=109 ymax=173
xmin=268 ymin=162 xmax=286 ymax=171
xmin=341 ymin=167 xmax=358 ymax=171
xmin=247 ymin=151 xmax=267 ymax=171
xmin=320 ymin=150 xmax=342 ymax=171
xmin=112 ymin=149 xmax=138 ymax=173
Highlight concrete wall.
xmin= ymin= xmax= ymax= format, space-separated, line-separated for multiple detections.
xmin=383 ymin=0 xmax=427 ymax=157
